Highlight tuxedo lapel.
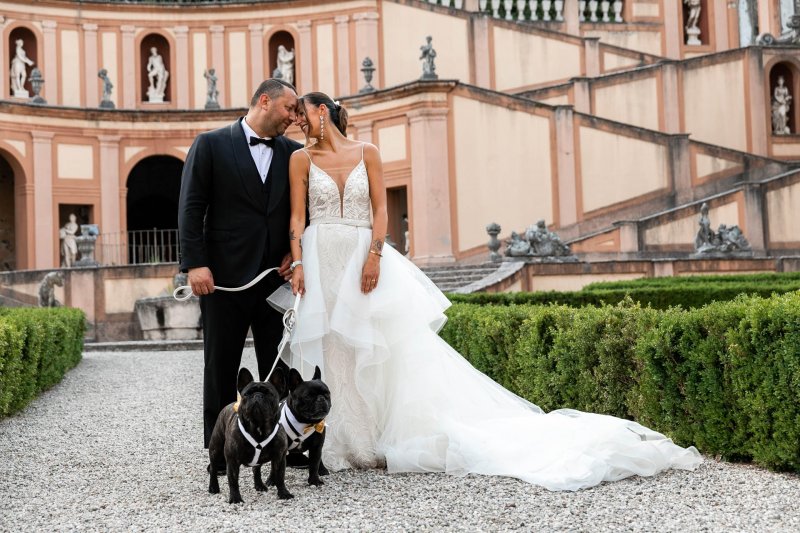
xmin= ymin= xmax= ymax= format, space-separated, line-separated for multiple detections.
xmin=267 ymin=137 xmax=288 ymax=215
xmin=229 ymin=120 xmax=264 ymax=209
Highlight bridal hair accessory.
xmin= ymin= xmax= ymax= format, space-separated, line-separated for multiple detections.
xmin=173 ymin=267 xmax=303 ymax=381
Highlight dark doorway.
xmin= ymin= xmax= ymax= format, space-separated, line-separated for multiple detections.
xmin=126 ymin=155 xmax=183 ymax=263
xmin=0 ymin=155 xmax=15 ymax=270
xmin=386 ymin=186 xmax=409 ymax=255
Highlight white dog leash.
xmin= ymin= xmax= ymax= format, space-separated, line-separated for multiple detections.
xmin=172 ymin=268 xmax=302 ymax=382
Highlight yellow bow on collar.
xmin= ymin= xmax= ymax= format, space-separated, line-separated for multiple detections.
xmin=303 ymin=420 xmax=326 ymax=434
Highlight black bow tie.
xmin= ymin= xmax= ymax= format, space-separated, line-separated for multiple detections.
xmin=249 ymin=136 xmax=276 ymax=148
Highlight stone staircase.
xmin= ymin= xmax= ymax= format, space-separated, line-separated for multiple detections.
xmin=420 ymin=261 xmax=501 ymax=293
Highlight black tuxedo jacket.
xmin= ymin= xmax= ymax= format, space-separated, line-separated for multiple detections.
xmin=178 ymin=118 xmax=303 ymax=287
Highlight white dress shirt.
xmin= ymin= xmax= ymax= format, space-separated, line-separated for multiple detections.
xmin=240 ymin=117 xmax=274 ymax=183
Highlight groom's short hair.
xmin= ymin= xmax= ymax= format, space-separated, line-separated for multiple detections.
xmin=250 ymin=78 xmax=296 ymax=107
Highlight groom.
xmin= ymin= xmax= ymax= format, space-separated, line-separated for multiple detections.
xmin=178 ymin=78 xmax=303 ymax=449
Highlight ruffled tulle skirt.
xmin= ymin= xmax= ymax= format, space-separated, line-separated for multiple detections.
xmin=270 ymin=222 xmax=702 ymax=491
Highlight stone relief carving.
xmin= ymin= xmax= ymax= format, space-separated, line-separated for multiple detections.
xmin=276 ymin=45 xmax=295 ymax=86
xmin=419 ymin=36 xmax=438 ymax=80
xmin=772 ymin=75 xmax=792 ymax=135
xmin=38 ymin=271 xmax=63 ymax=307
xmin=9 ymin=39 xmax=34 ymax=98
xmin=684 ymin=0 xmax=702 ymax=45
xmin=694 ymin=203 xmax=751 ymax=254
xmin=146 ymin=47 xmax=169 ymax=103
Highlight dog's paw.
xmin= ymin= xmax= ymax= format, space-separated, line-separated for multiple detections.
xmin=228 ymin=494 xmax=244 ymax=504
xmin=319 ymin=463 xmax=330 ymax=476
xmin=308 ymin=477 xmax=325 ymax=487
xmin=265 ymin=477 xmax=275 ymax=488
xmin=277 ymin=490 xmax=295 ymax=500
xmin=254 ymin=481 xmax=268 ymax=492
xmin=208 ymin=483 xmax=220 ymax=494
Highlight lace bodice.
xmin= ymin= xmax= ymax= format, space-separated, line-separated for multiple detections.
xmin=306 ymin=147 xmax=371 ymax=223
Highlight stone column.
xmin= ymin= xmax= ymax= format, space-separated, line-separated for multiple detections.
xmin=572 ymin=77 xmax=591 ymax=114
xmin=31 ymin=131 xmax=55 ymax=269
xmin=98 ymin=135 xmax=122 ymax=236
xmin=554 ymin=106 xmax=578 ymax=227
xmin=713 ymin=0 xmax=730 ymax=50
xmin=296 ymin=20 xmax=313 ymax=93
xmin=564 ymin=0 xmax=580 ymax=35
xmin=668 ymin=134 xmax=692 ymax=204
xmin=121 ymin=25 xmax=136 ymax=108
xmin=742 ymin=183 xmax=766 ymax=252
xmin=408 ymin=108 xmax=454 ymax=264
xmin=660 ymin=61 xmax=681 ymax=133
xmin=758 ymin=0 xmax=782 ymax=37
xmin=174 ymin=26 xmax=190 ymax=109
xmin=351 ymin=120 xmax=373 ymax=143
xmin=662 ymin=0 xmax=682 ymax=59
xmin=249 ymin=24 xmax=264 ymax=86
xmin=745 ymin=48 xmax=768 ymax=156
xmin=335 ymin=15 xmax=351 ymax=96
xmin=83 ymin=23 xmax=99 ymax=107
xmin=618 ymin=222 xmax=641 ymax=253
xmin=210 ymin=25 xmax=226 ymax=107
xmin=0 ymin=16 xmax=6 ymax=99
xmin=471 ymin=15 xmax=491 ymax=87
xmin=583 ymin=37 xmax=601 ymax=77
xmin=42 ymin=20 xmax=59 ymax=104
xmin=353 ymin=12 xmax=380 ymax=89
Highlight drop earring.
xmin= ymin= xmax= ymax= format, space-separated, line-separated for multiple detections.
xmin=320 ymin=114 xmax=325 ymax=141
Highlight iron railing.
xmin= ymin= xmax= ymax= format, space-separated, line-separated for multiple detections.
xmin=97 ymin=229 xmax=180 ymax=265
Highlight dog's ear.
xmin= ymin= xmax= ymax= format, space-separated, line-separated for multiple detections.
xmin=269 ymin=367 xmax=287 ymax=396
xmin=237 ymin=367 xmax=254 ymax=392
xmin=312 ymin=366 xmax=322 ymax=381
xmin=287 ymin=368 xmax=304 ymax=391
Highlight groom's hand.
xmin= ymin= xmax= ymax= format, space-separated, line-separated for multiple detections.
xmin=278 ymin=253 xmax=293 ymax=280
xmin=188 ymin=267 xmax=215 ymax=296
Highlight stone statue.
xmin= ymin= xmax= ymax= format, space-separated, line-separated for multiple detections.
xmin=38 ymin=271 xmax=63 ymax=307
xmin=504 ymin=219 xmax=572 ymax=258
xmin=146 ymin=47 xmax=169 ymax=103
xmin=204 ymin=68 xmax=219 ymax=110
xmin=694 ymin=202 xmax=751 ymax=254
xmin=59 ymin=214 xmax=79 ymax=268
xmin=98 ymin=69 xmax=115 ymax=109
xmin=758 ymin=1 xmax=800 ymax=45
xmin=402 ymin=214 xmax=410 ymax=257
xmin=684 ymin=0 xmax=702 ymax=45
xmin=9 ymin=38 xmax=35 ymax=98
xmin=486 ymin=222 xmax=502 ymax=262
xmin=772 ymin=75 xmax=792 ymax=135
xmin=276 ymin=45 xmax=295 ymax=86
xmin=419 ymin=36 xmax=438 ymax=80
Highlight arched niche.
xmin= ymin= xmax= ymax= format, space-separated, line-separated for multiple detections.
xmin=769 ymin=61 xmax=799 ymax=135
xmin=8 ymin=26 xmax=38 ymax=98
xmin=682 ymin=0 xmax=710 ymax=45
xmin=126 ymin=155 xmax=183 ymax=263
xmin=268 ymin=31 xmax=296 ymax=87
xmin=140 ymin=33 xmax=171 ymax=103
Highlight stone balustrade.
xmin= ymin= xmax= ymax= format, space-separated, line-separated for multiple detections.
xmin=426 ymin=0 xmax=625 ymax=24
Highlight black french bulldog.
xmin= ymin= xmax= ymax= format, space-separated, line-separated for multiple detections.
xmin=207 ymin=367 xmax=293 ymax=503
xmin=273 ymin=366 xmax=332 ymax=486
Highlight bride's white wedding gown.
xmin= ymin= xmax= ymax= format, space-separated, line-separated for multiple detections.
xmin=276 ymin=145 xmax=702 ymax=491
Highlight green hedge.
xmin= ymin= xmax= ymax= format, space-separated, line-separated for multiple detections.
xmin=447 ymin=275 xmax=800 ymax=309
xmin=440 ymin=292 xmax=800 ymax=472
xmin=0 ymin=307 xmax=85 ymax=418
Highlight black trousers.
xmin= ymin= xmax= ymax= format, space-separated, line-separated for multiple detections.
xmin=200 ymin=272 xmax=284 ymax=448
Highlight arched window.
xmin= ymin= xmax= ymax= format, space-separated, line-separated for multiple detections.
xmin=268 ymin=31 xmax=296 ymax=87
xmin=8 ymin=27 xmax=38 ymax=98
xmin=140 ymin=34 xmax=171 ymax=103
xmin=769 ymin=61 xmax=798 ymax=135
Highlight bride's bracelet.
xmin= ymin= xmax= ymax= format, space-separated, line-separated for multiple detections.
xmin=290 ymin=260 xmax=303 ymax=272
xmin=369 ymin=250 xmax=382 ymax=258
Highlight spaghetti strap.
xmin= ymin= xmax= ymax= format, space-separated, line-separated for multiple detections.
xmin=361 ymin=142 xmax=365 ymax=161
xmin=300 ymin=148 xmax=313 ymax=163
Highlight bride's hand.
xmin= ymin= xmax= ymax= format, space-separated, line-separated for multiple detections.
xmin=291 ymin=265 xmax=305 ymax=296
xmin=361 ymin=255 xmax=380 ymax=294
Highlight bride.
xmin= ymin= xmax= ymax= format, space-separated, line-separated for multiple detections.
xmin=284 ymin=92 xmax=702 ymax=491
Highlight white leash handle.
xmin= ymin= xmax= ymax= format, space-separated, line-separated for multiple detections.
xmin=172 ymin=267 xmax=280 ymax=301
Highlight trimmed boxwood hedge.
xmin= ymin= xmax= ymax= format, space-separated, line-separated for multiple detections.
xmin=448 ymin=272 xmax=800 ymax=309
xmin=440 ymin=292 xmax=800 ymax=472
xmin=0 ymin=307 xmax=85 ymax=418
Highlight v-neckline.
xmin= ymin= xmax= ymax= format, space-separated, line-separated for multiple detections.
xmin=310 ymin=159 xmax=364 ymax=200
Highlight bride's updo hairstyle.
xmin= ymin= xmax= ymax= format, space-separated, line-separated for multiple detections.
xmin=301 ymin=92 xmax=349 ymax=136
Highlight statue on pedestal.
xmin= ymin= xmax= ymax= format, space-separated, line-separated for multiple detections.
xmin=9 ymin=39 xmax=35 ymax=98
xmin=146 ymin=47 xmax=169 ymax=103
xmin=684 ymin=0 xmax=702 ymax=45
xmin=419 ymin=36 xmax=438 ymax=80
xmin=502 ymin=220 xmax=572 ymax=259
xmin=204 ymin=68 xmax=220 ymax=110
xmin=59 ymin=214 xmax=79 ymax=268
xmin=772 ymin=75 xmax=792 ymax=135
xmin=276 ymin=45 xmax=295 ymax=86
xmin=98 ymin=68 xmax=115 ymax=109
xmin=694 ymin=203 xmax=751 ymax=254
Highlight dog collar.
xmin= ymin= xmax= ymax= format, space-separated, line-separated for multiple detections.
xmin=237 ymin=417 xmax=280 ymax=467
xmin=279 ymin=401 xmax=325 ymax=451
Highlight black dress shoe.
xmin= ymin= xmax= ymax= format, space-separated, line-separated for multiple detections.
xmin=286 ymin=451 xmax=310 ymax=468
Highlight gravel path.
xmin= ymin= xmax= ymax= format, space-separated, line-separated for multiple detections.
xmin=1 ymin=349 xmax=799 ymax=532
